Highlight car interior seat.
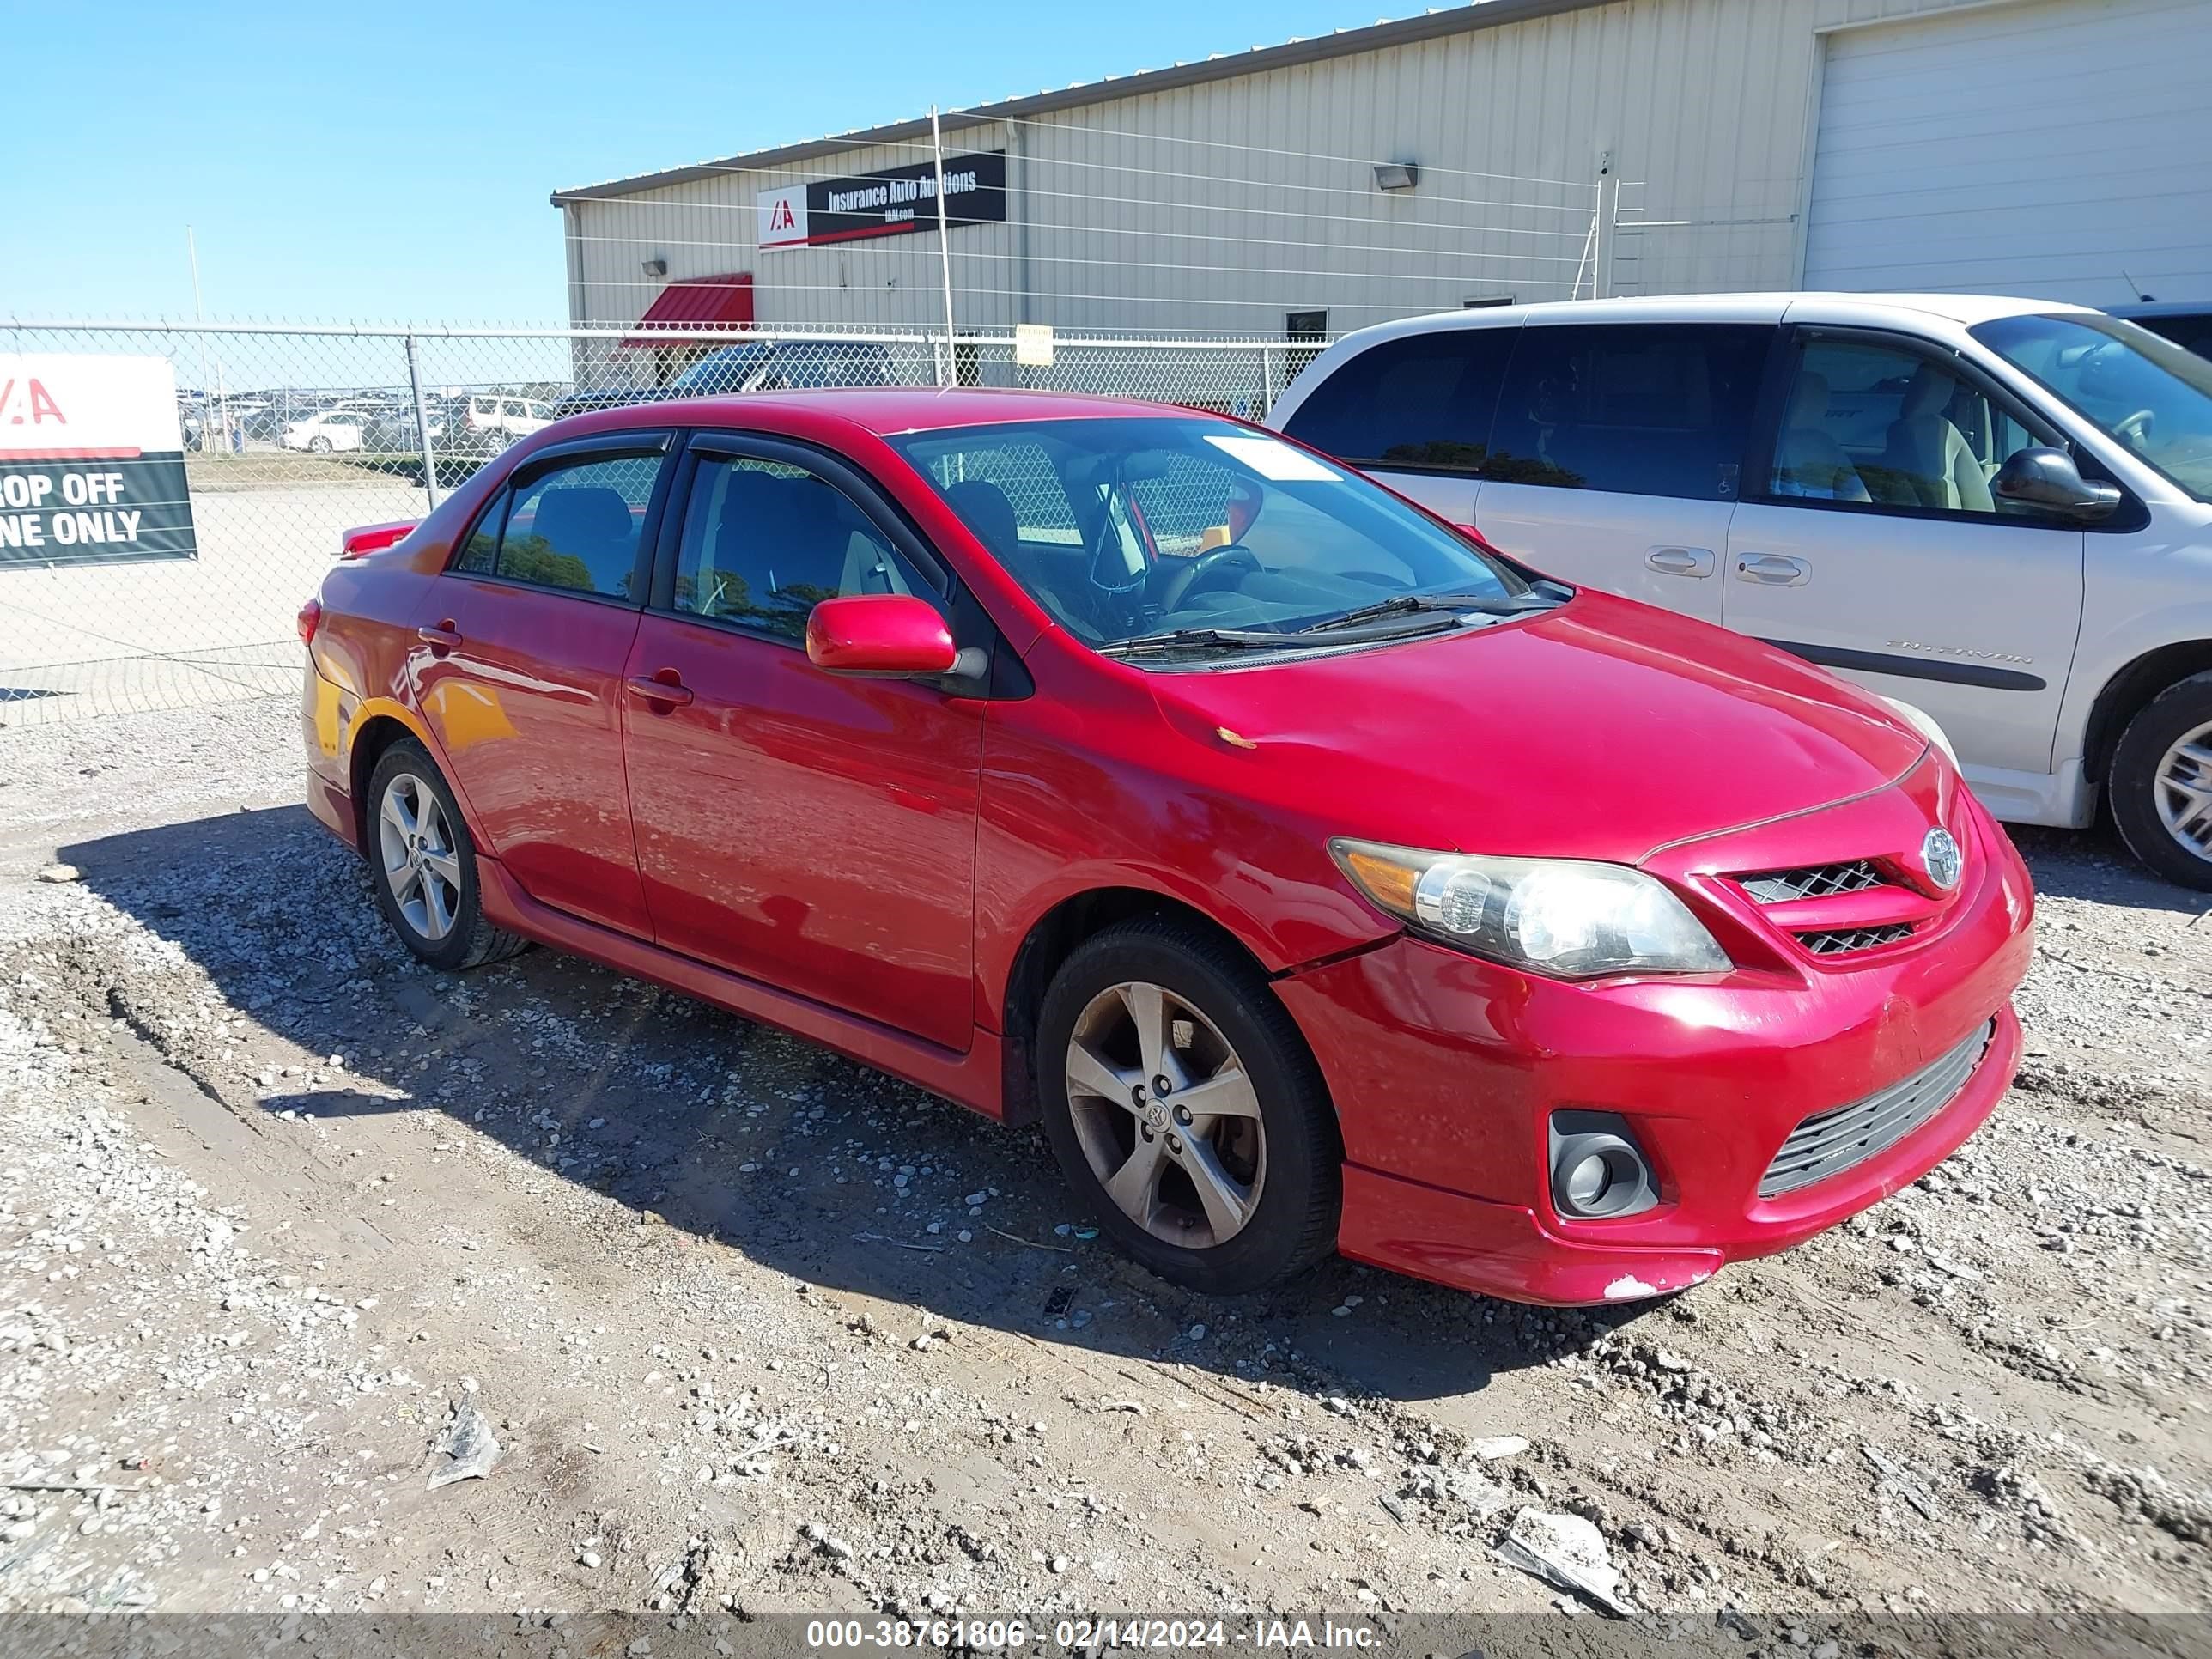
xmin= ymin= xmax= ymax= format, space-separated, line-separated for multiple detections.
xmin=1770 ymin=371 xmax=1873 ymax=502
xmin=1881 ymin=366 xmax=1995 ymax=512
xmin=944 ymin=477 xmax=1090 ymax=635
xmin=696 ymin=466 xmax=790 ymax=617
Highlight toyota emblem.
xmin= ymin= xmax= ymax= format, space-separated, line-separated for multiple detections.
xmin=1920 ymin=826 xmax=1962 ymax=891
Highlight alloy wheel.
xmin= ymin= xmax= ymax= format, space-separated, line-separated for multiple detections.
xmin=2154 ymin=720 xmax=2212 ymax=866
xmin=1064 ymin=980 xmax=1265 ymax=1249
xmin=378 ymin=772 xmax=462 ymax=942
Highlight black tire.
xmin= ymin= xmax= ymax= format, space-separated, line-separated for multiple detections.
xmin=2109 ymin=671 xmax=2212 ymax=891
xmin=1035 ymin=918 xmax=1340 ymax=1295
xmin=363 ymin=740 xmax=531 ymax=970
xmin=307 ymin=435 xmax=332 ymax=454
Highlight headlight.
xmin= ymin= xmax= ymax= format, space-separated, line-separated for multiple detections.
xmin=1883 ymin=696 xmax=1958 ymax=767
xmin=1328 ymin=838 xmax=1731 ymax=978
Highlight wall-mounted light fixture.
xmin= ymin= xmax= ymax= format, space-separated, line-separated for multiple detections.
xmin=641 ymin=257 xmax=669 ymax=278
xmin=1372 ymin=162 xmax=1419 ymax=192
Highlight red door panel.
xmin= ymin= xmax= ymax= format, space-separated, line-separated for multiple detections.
xmin=622 ymin=612 xmax=982 ymax=1051
xmin=420 ymin=578 xmax=651 ymax=936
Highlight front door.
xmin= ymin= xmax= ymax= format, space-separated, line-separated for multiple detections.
xmin=1472 ymin=321 xmax=1773 ymax=623
xmin=622 ymin=438 xmax=983 ymax=1051
xmin=418 ymin=439 xmax=672 ymax=936
xmin=1723 ymin=329 xmax=2086 ymax=797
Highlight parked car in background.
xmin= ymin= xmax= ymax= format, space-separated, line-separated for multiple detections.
xmin=1269 ymin=294 xmax=2212 ymax=888
xmin=457 ymin=394 xmax=556 ymax=452
xmin=298 ymin=388 xmax=2031 ymax=1305
xmin=552 ymin=339 xmax=926 ymax=417
xmin=2112 ymin=301 xmax=2212 ymax=359
xmin=363 ymin=404 xmax=446 ymax=453
xmin=281 ymin=410 xmax=370 ymax=453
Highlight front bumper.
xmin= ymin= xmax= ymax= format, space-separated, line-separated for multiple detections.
xmin=1277 ymin=787 xmax=2035 ymax=1305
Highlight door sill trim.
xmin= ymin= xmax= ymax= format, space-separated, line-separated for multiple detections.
xmin=472 ymin=856 xmax=1005 ymax=1120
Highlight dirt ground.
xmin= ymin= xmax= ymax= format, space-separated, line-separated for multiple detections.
xmin=0 ymin=696 xmax=2204 ymax=1638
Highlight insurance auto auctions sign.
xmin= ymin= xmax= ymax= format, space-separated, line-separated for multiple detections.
xmin=757 ymin=149 xmax=1007 ymax=251
xmin=0 ymin=354 xmax=198 ymax=568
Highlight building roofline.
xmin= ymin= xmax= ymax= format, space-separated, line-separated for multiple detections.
xmin=549 ymin=0 xmax=1614 ymax=204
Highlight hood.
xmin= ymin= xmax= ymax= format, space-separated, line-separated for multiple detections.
xmin=1146 ymin=591 xmax=1928 ymax=866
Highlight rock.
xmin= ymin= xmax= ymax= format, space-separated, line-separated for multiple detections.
xmin=426 ymin=1403 xmax=501 ymax=1489
xmin=1495 ymin=1507 xmax=1632 ymax=1617
xmin=1470 ymin=1435 xmax=1530 ymax=1462
xmin=1445 ymin=1467 xmax=1513 ymax=1520
xmin=36 ymin=864 xmax=81 ymax=884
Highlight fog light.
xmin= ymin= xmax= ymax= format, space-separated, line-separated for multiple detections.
xmin=1548 ymin=1111 xmax=1658 ymax=1220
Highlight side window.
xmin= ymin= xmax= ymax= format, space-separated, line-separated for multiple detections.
xmin=673 ymin=455 xmax=935 ymax=641
xmin=455 ymin=453 xmax=663 ymax=597
xmin=1765 ymin=337 xmax=2054 ymax=515
xmin=1281 ymin=328 xmax=1515 ymax=473
xmin=1486 ymin=324 xmax=1770 ymax=500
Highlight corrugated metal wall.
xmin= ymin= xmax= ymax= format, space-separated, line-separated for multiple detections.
xmin=568 ymin=0 xmax=2013 ymax=337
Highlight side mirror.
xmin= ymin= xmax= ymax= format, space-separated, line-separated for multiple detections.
xmin=1993 ymin=446 xmax=2122 ymax=521
xmin=805 ymin=594 xmax=959 ymax=678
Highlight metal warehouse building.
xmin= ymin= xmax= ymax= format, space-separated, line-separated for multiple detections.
xmin=552 ymin=0 xmax=2209 ymax=350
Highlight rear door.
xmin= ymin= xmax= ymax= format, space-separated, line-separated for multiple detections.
xmin=621 ymin=434 xmax=984 ymax=1050
xmin=419 ymin=434 xmax=674 ymax=936
xmin=1723 ymin=326 xmax=2085 ymax=788
xmin=1276 ymin=323 xmax=1516 ymax=533
xmin=1473 ymin=321 xmax=1774 ymax=621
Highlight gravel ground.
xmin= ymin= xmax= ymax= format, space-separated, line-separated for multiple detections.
xmin=0 ymin=696 xmax=2204 ymax=1632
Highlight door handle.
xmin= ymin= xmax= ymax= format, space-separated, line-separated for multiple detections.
xmin=416 ymin=619 xmax=460 ymax=652
xmin=625 ymin=672 xmax=694 ymax=708
xmin=1735 ymin=553 xmax=1811 ymax=586
xmin=1645 ymin=545 xmax=1716 ymax=578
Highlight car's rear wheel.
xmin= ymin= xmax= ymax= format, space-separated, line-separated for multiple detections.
xmin=1036 ymin=919 xmax=1339 ymax=1295
xmin=307 ymin=434 xmax=332 ymax=454
xmin=365 ymin=741 xmax=530 ymax=969
xmin=2111 ymin=672 xmax=2212 ymax=891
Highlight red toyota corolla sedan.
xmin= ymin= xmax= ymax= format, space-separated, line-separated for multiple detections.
xmin=298 ymin=388 xmax=2033 ymax=1305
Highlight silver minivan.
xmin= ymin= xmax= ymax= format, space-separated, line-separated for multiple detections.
xmin=1268 ymin=294 xmax=2212 ymax=888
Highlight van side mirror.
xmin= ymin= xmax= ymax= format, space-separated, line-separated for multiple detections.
xmin=1993 ymin=447 xmax=2122 ymax=521
xmin=805 ymin=594 xmax=959 ymax=678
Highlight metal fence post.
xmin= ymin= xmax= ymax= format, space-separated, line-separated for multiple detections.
xmin=929 ymin=106 xmax=957 ymax=388
xmin=405 ymin=332 xmax=441 ymax=509
xmin=1261 ymin=345 xmax=1279 ymax=417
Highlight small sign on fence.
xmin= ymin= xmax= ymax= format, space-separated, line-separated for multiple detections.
xmin=1013 ymin=323 xmax=1056 ymax=368
xmin=0 ymin=354 xmax=198 ymax=569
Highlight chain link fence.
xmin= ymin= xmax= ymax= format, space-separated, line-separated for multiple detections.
xmin=0 ymin=321 xmax=1321 ymax=725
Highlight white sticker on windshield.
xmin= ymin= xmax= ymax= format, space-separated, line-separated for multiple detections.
xmin=1202 ymin=434 xmax=1343 ymax=483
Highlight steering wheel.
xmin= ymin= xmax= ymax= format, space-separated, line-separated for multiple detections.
xmin=2114 ymin=408 xmax=2156 ymax=451
xmin=1155 ymin=544 xmax=1261 ymax=614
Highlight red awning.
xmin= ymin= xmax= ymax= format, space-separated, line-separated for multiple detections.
xmin=618 ymin=272 xmax=754 ymax=347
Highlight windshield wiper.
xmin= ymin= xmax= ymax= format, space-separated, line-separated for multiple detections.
xmin=1297 ymin=591 xmax=1557 ymax=635
xmin=1095 ymin=628 xmax=1296 ymax=659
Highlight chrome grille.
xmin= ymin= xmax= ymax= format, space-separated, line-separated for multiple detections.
xmin=1759 ymin=1019 xmax=1994 ymax=1199
xmin=1739 ymin=860 xmax=1886 ymax=903
xmin=1796 ymin=923 xmax=1915 ymax=957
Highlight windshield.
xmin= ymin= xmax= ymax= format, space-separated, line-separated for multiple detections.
xmin=674 ymin=344 xmax=775 ymax=394
xmin=1972 ymin=312 xmax=2212 ymax=500
xmin=887 ymin=417 xmax=1538 ymax=655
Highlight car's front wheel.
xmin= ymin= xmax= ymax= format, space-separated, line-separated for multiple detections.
xmin=2111 ymin=671 xmax=2212 ymax=891
xmin=1036 ymin=918 xmax=1340 ymax=1295
xmin=364 ymin=741 xmax=530 ymax=969
xmin=307 ymin=434 xmax=332 ymax=454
